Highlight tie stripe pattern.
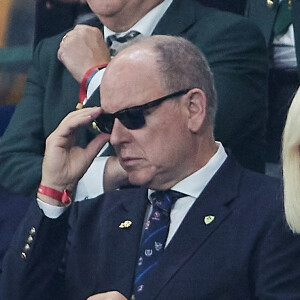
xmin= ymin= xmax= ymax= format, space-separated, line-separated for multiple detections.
xmin=133 ymin=190 xmax=186 ymax=297
xmin=107 ymin=30 xmax=141 ymax=56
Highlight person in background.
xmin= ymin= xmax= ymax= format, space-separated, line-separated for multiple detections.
xmin=0 ymin=0 xmax=268 ymax=197
xmin=34 ymin=0 xmax=93 ymax=46
xmin=34 ymin=0 xmax=247 ymax=48
xmin=245 ymin=0 xmax=300 ymax=175
xmin=282 ymin=86 xmax=300 ymax=234
xmin=198 ymin=0 xmax=246 ymax=14
xmin=2 ymin=35 xmax=300 ymax=300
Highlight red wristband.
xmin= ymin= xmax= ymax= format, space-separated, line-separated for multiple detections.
xmin=77 ymin=63 xmax=108 ymax=109
xmin=38 ymin=184 xmax=72 ymax=205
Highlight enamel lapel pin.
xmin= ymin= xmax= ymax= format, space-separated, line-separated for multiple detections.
xmin=119 ymin=220 xmax=132 ymax=228
xmin=204 ymin=215 xmax=215 ymax=225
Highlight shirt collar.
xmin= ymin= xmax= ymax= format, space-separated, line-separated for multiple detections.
xmin=104 ymin=0 xmax=173 ymax=42
xmin=148 ymin=142 xmax=227 ymax=203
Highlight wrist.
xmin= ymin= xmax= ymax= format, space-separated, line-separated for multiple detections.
xmin=77 ymin=63 xmax=108 ymax=109
xmin=38 ymin=184 xmax=72 ymax=206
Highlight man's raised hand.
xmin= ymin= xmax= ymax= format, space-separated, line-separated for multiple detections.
xmin=40 ymin=107 xmax=110 ymax=197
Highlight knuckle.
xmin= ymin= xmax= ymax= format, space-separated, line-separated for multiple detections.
xmin=90 ymin=26 xmax=101 ymax=35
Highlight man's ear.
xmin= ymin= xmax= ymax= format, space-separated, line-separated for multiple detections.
xmin=185 ymin=88 xmax=207 ymax=133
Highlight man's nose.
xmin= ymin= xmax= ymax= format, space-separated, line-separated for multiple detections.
xmin=110 ymin=118 xmax=132 ymax=146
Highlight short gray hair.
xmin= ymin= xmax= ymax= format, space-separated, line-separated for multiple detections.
xmin=122 ymin=35 xmax=217 ymax=125
xmin=153 ymin=35 xmax=217 ymax=125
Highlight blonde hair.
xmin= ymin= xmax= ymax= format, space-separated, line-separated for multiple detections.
xmin=282 ymin=86 xmax=300 ymax=233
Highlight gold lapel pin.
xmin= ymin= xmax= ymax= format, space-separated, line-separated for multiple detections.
xmin=119 ymin=220 xmax=132 ymax=228
xmin=266 ymin=0 xmax=274 ymax=8
xmin=92 ymin=121 xmax=101 ymax=132
xmin=204 ymin=215 xmax=215 ymax=225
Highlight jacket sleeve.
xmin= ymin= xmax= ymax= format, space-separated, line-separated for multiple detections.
xmin=0 ymin=40 xmax=46 ymax=196
xmin=1 ymin=200 xmax=70 ymax=300
xmin=0 ymin=32 xmax=76 ymax=197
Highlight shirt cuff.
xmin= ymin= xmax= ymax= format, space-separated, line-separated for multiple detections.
xmin=37 ymin=198 xmax=67 ymax=219
xmin=74 ymin=156 xmax=109 ymax=201
xmin=37 ymin=155 xmax=109 ymax=218
xmin=85 ymin=68 xmax=106 ymax=103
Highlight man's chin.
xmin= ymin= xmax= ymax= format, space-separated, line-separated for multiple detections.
xmin=127 ymin=171 xmax=153 ymax=187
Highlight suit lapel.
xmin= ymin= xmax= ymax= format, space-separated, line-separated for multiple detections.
xmin=142 ymin=155 xmax=243 ymax=299
xmin=153 ymin=0 xmax=198 ymax=36
xmin=264 ymin=0 xmax=280 ymax=44
xmin=93 ymin=187 xmax=148 ymax=298
xmin=245 ymin=0 xmax=279 ymax=45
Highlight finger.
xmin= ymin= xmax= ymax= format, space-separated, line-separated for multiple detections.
xmin=57 ymin=47 xmax=63 ymax=62
xmin=54 ymin=107 xmax=102 ymax=138
xmin=59 ymin=30 xmax=72 ymax=46
xmin=58 ymin=32 xmax=71 ymax=61
xmin=87 ymin=291 xmax=127 ymax=300
xmin=73 ymin=25 xmax=104 ymax=40
xmin=85 ymin=132 xmax=111 ymax=160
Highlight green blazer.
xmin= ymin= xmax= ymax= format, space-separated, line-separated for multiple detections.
xmin=245 ymin=0 xmax=300 ymax=74
xmin=0 ymin=0 xmax=268 ymax=195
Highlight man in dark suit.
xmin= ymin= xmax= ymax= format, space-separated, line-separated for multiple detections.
xmin=0 ymin=0 xmax=268 ymax=197
xmin=34 ymin=0 xmax=245 ymax=47
xmin=245 ymin=0 xmax=300 ymax=165
xmin=0 ymin=0 xmax=269 ymax=284
xmin=198 ymin=0 xmax=247 ymax=14
xmin=2 ymin=36 xmax=300 ymax=300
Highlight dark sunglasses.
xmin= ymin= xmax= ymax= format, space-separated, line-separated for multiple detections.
xmin=94 ymin=89 xmax=190 ymax=134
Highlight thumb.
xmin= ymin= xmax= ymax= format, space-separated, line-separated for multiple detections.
xmin=85 ymin=132 xmax=111 ymax=159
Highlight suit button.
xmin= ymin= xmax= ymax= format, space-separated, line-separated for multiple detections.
xmin=266 ymin=0 xmax=274 ymax=8
xmin=27 ymin=235 xmax=34 ymax=243
xmin=21 ymin=252 xmax=27 ymax=260
xmin=24 ymin=244 xmax=30 ymax=251
xmin=30 ymin=227 xmax=36 ymax=235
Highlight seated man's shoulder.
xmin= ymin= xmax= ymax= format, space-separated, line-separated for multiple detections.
xmin=192 ymin=1 xmax=264 ymax=41
xmin=242 ymin=169 xmax=281 ymax=194
xmin=237 ymin=168 xmax=283 ymax=214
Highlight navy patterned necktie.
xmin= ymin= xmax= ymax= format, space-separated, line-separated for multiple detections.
xmin=133 ymin=190 xmax=186 ymax=298
xmin=107 ymin=30 xmax=140 ymax=56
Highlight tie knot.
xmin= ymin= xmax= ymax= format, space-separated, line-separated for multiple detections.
xmin=151 ymin=190 xmax=186 ymax=214
xmin=107 ymin=30 xmax=141 ymax=47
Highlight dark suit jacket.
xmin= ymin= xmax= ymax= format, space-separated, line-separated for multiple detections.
xmin=197 ymin=0 xmax=247 ymax=14
xmin=245 ymin=0 xmax=300 ymax=75
xmin=34 ymin=0 xmax=245 ymax=48
xmin=34 ymin=0 xmax=79 ymax=47
xmin=2 ymin=155 xmax=300 ymax=300
xmin=0 ymin=0 xmax=268 ymax=197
